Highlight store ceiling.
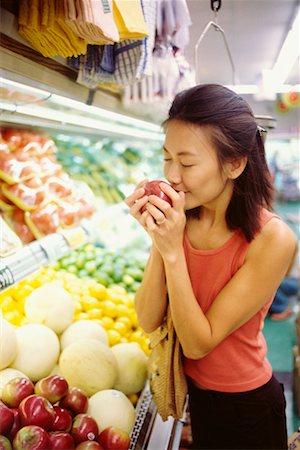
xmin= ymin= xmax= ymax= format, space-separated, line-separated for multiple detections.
xmin=185 ymin=0 xmax=299 ymax=86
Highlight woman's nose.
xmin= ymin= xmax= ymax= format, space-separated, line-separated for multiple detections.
xmin=164 ymin=163 xmax=181 ymax=185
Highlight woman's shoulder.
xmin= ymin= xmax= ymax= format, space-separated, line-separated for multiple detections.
xmin=247 ymin=209 xmax=297 ymax=264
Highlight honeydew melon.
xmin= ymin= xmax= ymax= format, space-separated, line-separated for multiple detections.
xmin=24 ymin=283 xmax=74 ymax=334
xmin=60 ymin=320 xmax=108 ymax=350
xmin=59 ymin=338 xmax=117 ymax=396
xmin=88 ymin=389 xmax=136 ymax=434
xmin=10 ymin=324 xmax=60 ymax=382
xmin=111 ymin=343 xmax=148 ymax=395
xmin=0 ymin=317 xmax=18 ymax=370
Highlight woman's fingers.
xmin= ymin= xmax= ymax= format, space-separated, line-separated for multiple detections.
xmin=146 ymin=201 xmax=168 ymax=224
xmin=159 ymin=183 xmax=185 ymax=210
xmin=125 ymin=187 xmax=146 ymax=207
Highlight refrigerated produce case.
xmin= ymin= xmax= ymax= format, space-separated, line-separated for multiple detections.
xmin=0 ymin=5 xmax=189 ymax=448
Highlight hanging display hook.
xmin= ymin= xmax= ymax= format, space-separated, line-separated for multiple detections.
xmin=194 ymin=0 xmax=237 ymax=85
xmin=211 ymin=0 xmax=221 ymax=12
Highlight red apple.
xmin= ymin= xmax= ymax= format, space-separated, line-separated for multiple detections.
xmin=7 ymin=408 xmax=21 ymax=441
xmin=19 ymin=394 xmax=55 ymax=431
xmin=34 ymin=375 xmax=69 ymax=404
xmin=1 ymin=377 xmax=34 ymax=408
xmin=13 ymin=425 xmax=49 ymax=450
xmin=98 ymin=427 xmax=130 ymax=450
xmin=0 ymin=400 xmax=14 ymax=435
xmin=71 ymin=414 xmax=98 ymax=444
xmin=59 ymin=388 xmax=88 ymax=415
xmin=140 ymin=180 xmax=172 ymax=213
xmin=76 ymin=442 xmax=104 ymax=450
xmin=52 ymin=406 xmax=72 ymax=432
xmin=48 ymin=431 xmax=75 ymax=449
xmin=0 ymin=435 xmax=12 ymax=450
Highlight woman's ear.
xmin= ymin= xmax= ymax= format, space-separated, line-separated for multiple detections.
xmin=226 ymin=156 xmax=248 ymax=179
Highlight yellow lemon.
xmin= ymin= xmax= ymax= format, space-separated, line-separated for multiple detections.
xmin=117 ymin=316 xmax=132 ymax=331
xmin=87 ymin=308 xmax=103 ymax=320
xmin=128 ymin=312 xmax=139 ymax=329
xmin=107 ymin=329 xmax=121 ymax=346
xmin=102 ymin=300 xmax=117 ymax=318
xmin=81 ymin=296 xmax=100 ymax=311
xmin=74 ymin=312 xmax=89 ymax=321
xmin=73 ymin=300 xmax=83 ymax=314
xmin=130 ymin=329 xmax=147 ymax=346
xmin=128 ymin=393 xmax=139 ymax=406
xmin=100 ymin=316 xmax=114 ymax=329
xmin=115 ymin=304 xmax=131 ymax=318
xmin=112 ymin=321 xmax=127 ymax=336
xmin=89 ymin=284 xmax=107 ymax=300
xmin=0 ymin=297 xmax=17 ymax=313
xmin=4 ymin=310 xmax=23 ymax=326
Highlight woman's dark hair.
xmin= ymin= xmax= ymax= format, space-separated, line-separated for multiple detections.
xmin=164 ymin=84 xmax=274 ymax=242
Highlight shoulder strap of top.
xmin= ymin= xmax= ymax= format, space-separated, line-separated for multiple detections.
xmin=259 ymin=208 xmax=281 ymax=228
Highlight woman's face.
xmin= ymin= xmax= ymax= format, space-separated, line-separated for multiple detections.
xmin=163 ymin=120 xmax=234 ymax=211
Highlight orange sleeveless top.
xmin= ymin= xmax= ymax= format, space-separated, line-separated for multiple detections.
xmin=183 ymin=208 xmax=279 ymax=392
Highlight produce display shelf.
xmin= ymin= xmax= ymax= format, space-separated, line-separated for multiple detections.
xmin=130 ymin=383 xmax=186 ymax=450
xmin=0 ymin=223 xmax=93 ymax=292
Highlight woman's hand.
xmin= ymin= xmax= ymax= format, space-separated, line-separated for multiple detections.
xmin=144 ymin=183 xmax=186 ymax=260
xmin=124 ymin=179 xmax=152 ymax=230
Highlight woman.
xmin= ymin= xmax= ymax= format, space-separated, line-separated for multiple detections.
xmin=125 ymin=84 xmax=297 ymax=449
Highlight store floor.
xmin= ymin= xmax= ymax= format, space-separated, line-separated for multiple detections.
xmin=263 ymin=301 xmax=300 ymax=438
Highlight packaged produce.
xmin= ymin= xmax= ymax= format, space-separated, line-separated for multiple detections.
xmin=25 ymin=202 xmax=60 ymax=238
xmin=0 ymin=188 xmax=14 ymax=211
xmin=2 ymin=182 xmax=47 ymax=211
xmin=0 ymin=156 xmax=41 ymax=184
xmin=7 ymin=208 xmax=35 ymax=243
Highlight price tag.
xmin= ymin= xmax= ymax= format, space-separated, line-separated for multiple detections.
xmin=60 ymin=227 xmax=87 ymax=250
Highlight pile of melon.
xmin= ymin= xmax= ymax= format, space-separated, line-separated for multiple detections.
xmin=0 ymin=283 xmax=149 ymax=434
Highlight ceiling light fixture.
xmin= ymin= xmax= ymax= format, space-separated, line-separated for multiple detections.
xmin=271 ymin=7 xmax=300 ymax=84
xmin=0 ymin=77 xmax=164 ymax=140
xmin=0 ymin=101 xmax=163 ymax=141
xmin=225 ymin=84 xmax=300 ymax=95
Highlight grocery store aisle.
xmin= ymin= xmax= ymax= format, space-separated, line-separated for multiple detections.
xmin=263 ymin=302 xmax=300 ymax=437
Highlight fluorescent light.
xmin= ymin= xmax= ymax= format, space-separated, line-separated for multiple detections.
xmin=50 ymin=95 xmax=162 ymax=132
xmin=0 ymin=102 xmax=163 ymax=141
xmin=272 ymin=7 xmax=300 ymax=84
xmin=0 ymin=77 xmax=164 ymax=140
xmin=0 ymin=77 xmax=50 ymax=99
xmin=225 ymin=85 xmax=259 ymax=94
xmin=225 ymin=84 xmax=300 ymax=95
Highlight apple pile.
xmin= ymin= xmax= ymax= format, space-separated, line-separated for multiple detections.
xmin=0 ymin=375 xmax=130 ymax=450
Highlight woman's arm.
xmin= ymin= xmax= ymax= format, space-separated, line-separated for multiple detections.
xmin=124 ymin=181 xmax=168 ymax=332
xmin=163 ymin=218 xmax=297 ymax=359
